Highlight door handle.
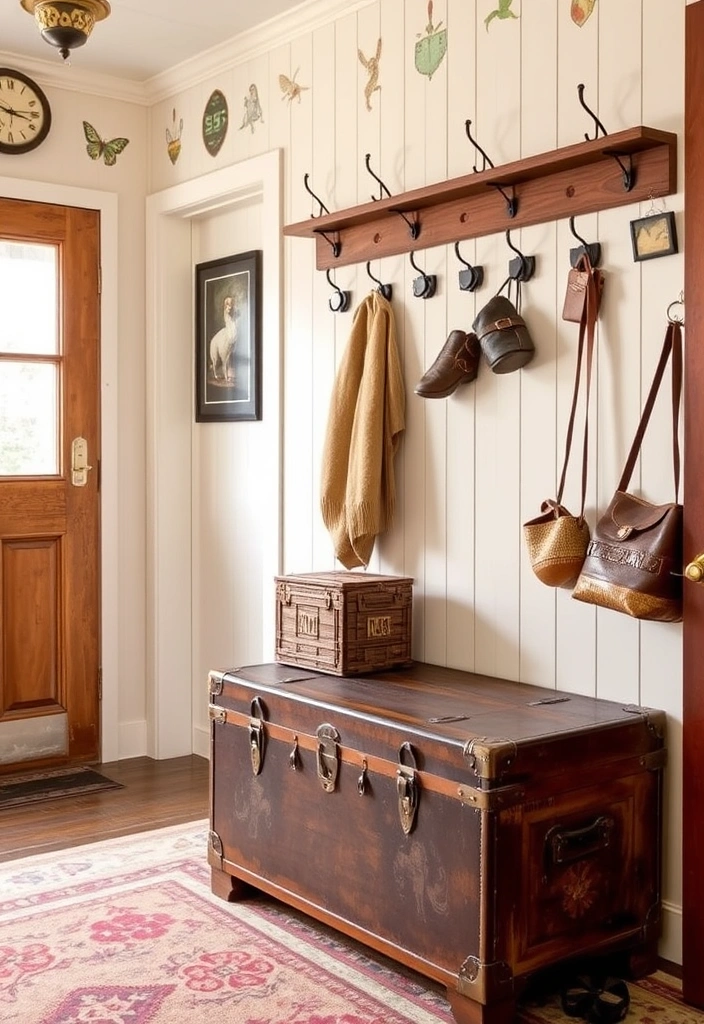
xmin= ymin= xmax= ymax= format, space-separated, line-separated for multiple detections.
xmin=685 ymin=554 xmax=704 ymax=583
xmin=71 ymin=436 xmax=93 ymax=487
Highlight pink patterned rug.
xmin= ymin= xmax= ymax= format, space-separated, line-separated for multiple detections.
xmin=0 ymin=820 xmax=453 ymax=1024
xmin=0 ymin=821 xmax=700 ymax=1024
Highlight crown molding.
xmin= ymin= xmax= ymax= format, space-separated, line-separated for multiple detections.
xmin=0 ymin=48 xmax=149 ymax=105
xmin=0 ymin=0 xmax=376 ymax=109
xmin=144 ymin=0 xmax=376 ymax=105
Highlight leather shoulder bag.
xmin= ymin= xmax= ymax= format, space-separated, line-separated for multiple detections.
xmin=572 ymin=320 xmax=683 ymax=621
xmin=523 ymin=258 xmax=601 ymax=588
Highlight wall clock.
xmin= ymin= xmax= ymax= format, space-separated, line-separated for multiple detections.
xmin=0 ymin=68 xmax=51 ymax=155
xmin=202 ymin=89 xmax=228 ymax=157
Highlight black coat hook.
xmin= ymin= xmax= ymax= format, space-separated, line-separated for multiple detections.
xmin=568 ymin=215 xmax=602 ymax=268
xmin=506 ymin=229 xmax=535 ymax=282
xmin=364 ymin=153 xmax=420 ymax=240
xmin=409 ymin=251 xmax=437 ymax=299
xmin=303 ymin=173 xmax=341 ymax=257
xmin=464 ymin=119 xmax=495 ymax=174
xmin=454 ymin=241 xmax=484 ymax=292
xmin=576 ymin=84 xmax=634 ymax=191
xmin=326 ymin=268 xmax=351 ymax=313
xmin=366 ymin=261 xmax=392 ymax=301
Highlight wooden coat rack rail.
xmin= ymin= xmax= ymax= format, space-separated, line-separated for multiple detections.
xmin=283 ymin=126 xmax=677 ymax=271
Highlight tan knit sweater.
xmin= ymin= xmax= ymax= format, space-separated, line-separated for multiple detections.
xmin=320 ymin=291 xmax=405 ymax=569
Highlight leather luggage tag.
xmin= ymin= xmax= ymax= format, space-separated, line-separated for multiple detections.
xmin=562 ymin=267 xmax=604 ymax=323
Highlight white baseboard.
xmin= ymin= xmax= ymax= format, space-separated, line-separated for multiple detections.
xmin=659 ymin=900 xmax=682 ymax=966
xmin=192 ymin=725 xmax=210 ymax=761
xmin=117 ymin=720 xmax=148 ymax=760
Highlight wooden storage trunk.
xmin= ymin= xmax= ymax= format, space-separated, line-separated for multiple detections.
xmin=275 ymin=571 xmax=413 ymax=675
xmin=208 ymin=661 xmax=665 ymax=1024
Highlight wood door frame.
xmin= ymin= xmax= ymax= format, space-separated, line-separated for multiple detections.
xmin=683 ymin=0 xmax=704 ymax=1005
xmin=0 ymin=177 xmax=119 ymax=764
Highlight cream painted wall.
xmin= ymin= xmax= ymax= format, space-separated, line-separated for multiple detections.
xmin=0 ymin=84 xmax=148 ymax=754
xmin=147 ymin=0 xmax=686 ymax=962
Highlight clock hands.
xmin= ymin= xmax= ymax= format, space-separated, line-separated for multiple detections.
xmin=0 ymin=100 xmax=32 ymax=121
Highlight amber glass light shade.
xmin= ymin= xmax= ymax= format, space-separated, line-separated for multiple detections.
xmin=20 ymin=0 xmax=111 ymax=62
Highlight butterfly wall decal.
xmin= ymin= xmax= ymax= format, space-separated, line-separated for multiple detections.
xmin=82 ymin=121 xmax=130 ymax=166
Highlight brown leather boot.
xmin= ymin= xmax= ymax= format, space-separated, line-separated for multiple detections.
xmin=414 ymin=330 xmax=480 ymax=398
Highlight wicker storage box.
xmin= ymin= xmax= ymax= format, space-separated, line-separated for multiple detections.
xmin=275 ymin=571 xmax=413 ymax=675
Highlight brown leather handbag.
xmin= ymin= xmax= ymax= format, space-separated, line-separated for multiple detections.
xmin=523 ymin=260 xmax=600 ymax=588
xmin=472 ymin=279 xmax=535 ymax=373
xmin=572 ymin=320 xmax=684 ymax=622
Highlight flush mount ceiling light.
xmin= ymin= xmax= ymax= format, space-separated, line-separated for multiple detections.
xmin=20 ymin=0 xmax=111 ymax=62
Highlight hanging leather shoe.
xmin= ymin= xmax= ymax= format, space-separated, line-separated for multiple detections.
xmin=415 ymin=330 xmax=480 ymax=398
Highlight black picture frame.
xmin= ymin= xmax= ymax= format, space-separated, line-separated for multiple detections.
xmin=195 ymin=250 xmax=262 ymax=422
xmin=630 ymin=211 xmax=679 ymax=262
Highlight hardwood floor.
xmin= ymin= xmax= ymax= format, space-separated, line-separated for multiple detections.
xmin=0 ymin=755 xmax=210 ymax=863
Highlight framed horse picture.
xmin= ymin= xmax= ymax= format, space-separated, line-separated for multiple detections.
xmin=195 ymin=250 xmax=262 ymax=422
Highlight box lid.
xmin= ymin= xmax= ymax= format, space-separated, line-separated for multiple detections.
xmin=211 ymin=661 xmax=665 ymax=787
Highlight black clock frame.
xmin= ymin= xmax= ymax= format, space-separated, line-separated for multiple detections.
xmin=0 ymin=67 xmax=52 ymax=155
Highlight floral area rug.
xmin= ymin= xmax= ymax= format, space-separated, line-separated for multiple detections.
xmin=0 ymin=819 xmax=701 ymax=1024
xmin=0 ymin=819 xmax=453 ymax=1024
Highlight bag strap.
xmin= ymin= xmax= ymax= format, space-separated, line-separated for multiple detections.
xmin=555 ymin=256 xmax=601 ymax=521
xmin=617 ymin=320 xmax=683 ymax=498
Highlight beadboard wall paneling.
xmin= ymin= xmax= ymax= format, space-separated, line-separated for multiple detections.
xmin=146 ymin=0 xmax=685 ymax=963
xmin=472 ymin=0 xmax=523 ymax=682
xmin=444 ymin=0 xmax=478 ymax=671
xmin=518 ymin=0 xmax=559 ymax=686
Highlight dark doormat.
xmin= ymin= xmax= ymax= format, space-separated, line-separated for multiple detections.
xmin=0 ymin=766 xmax=124 ymax=809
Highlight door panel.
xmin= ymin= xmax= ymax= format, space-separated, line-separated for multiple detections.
xmin=0 ymin=198 xmax=100 ymax=769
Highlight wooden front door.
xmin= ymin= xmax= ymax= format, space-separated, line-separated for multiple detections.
xmin=684 ymin=0 xmax=704 ymax=1005
xmin=0 ymin=198 xmax=100 ymax=770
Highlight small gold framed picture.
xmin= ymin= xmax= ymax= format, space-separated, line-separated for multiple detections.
xmin=630 ymin=211 xmax=679 ymax=262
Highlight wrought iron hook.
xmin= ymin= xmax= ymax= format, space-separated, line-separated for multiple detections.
xmin=577 ymin=83 xmax=608 ymax=142
xmin=576 ymin=84 xmax=634 ymax=191
xmin=454 ymin=241 xmax=484 ymax=292
xmin=464 ymin=119 xmax=495 ymax=174
xmin=568 ymin=215 xmax=602 ymax=268
xmin=366 ymin=261 xmax=393 ymax=302
xmin=365 ymin=153 xmax=392 ymax=201
xmin=303 ymin=172 xmax=330 ymax=217
xmin=326 ymin=269 xmax=351 ymax=313
xmin=409 ymin=251 xmax=437 ymax=299
xmin=365 ymin=153 xmax=420 ymax=239
xmin=303 ymin=173 xmax=341 ymax=256
xmin=506 ymin=229 xmax=535 ymax=282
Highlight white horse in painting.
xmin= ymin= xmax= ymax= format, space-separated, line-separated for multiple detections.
xmin=209 ymin=295 xmax=238 ymax=383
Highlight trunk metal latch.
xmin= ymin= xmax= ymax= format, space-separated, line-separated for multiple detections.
xmin=248 ymin=697 xmax=267 ymax=776
xmin=397 ymin=741 xmax=420 ymax=835
xmin=316 ymin=724 xmax=340 ymax=793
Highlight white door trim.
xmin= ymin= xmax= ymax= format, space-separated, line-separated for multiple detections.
xmin=0 ymin=177 xmax=119 ymax=764
xmin=145 ymin=150 xmax=282 ymax=758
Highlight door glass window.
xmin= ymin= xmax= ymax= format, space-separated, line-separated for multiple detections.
xmin=0 ymin=240 xmax=59 ymax=475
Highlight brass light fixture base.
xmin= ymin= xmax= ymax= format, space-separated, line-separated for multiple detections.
xmin=20 ymin=0 xmax=111 ymax=61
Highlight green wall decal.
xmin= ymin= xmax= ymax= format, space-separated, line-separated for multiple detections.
xmin=415 ymin=1 xmax=447 ymax=80
xmin=485 ymin=0 xmax=519 ymax=31
xmin=83 ymin=121 xmax=129 ymax=166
